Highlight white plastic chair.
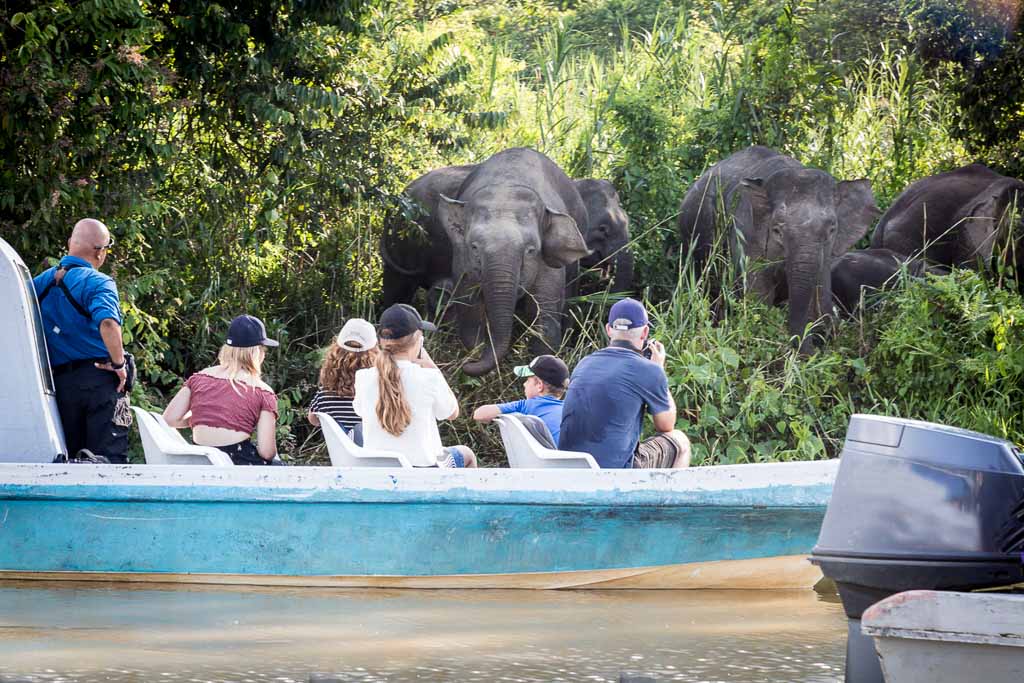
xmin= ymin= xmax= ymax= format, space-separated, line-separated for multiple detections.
xmin=315 ymin=412 xmax=412 ymax=468
xmin=152 ymin=412 xmax=189 ymax=445
xmin=131 ymin=407 xmax=234 ymax=466
xmin=493 ymin=415 xmax=599 ymax=469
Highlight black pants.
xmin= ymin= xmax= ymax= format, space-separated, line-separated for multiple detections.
xmin=215 ymin=440 xmax=278 ymax=466
xmin=54 ymin=365 xmax=128 ymax=464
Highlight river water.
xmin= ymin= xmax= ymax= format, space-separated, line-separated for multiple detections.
xmin=0 ymin=583 xmax=846 ymax=682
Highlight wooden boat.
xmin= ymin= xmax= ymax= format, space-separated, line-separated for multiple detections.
xmin=0 ymin=460 xmax=835 ymax=589
xmin=862 ymin=590 xmax=1024 ymax=682
xmin=0 ymin=235 xmax=837 ymax=589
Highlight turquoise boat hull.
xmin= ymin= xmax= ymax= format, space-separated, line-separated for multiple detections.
xmin=0 ymin=461 xmax=837 ymax=589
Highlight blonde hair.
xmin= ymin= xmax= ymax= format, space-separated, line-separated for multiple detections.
xmin=217 ymin=344 xmax=265 ymax=391
xmin=374 ymin=333 xmax=418 ymax=436
xmin=320 ymin=343 xmax=378 ymax=397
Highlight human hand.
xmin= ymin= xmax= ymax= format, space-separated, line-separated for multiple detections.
xmin=647 ymin=340 xmax=667 ymax=368
xmin=95 ymin=361 xmax=128 ymax=392
xmin=415 ymin=343 xmax=438 ymax=369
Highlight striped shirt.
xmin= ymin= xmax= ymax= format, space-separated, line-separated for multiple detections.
xmin=309 ymin=388 xmax=360 ymax=430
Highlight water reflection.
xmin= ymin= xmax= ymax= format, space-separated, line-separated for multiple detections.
xmin=0 ymin=582 xmax=845 ymax=682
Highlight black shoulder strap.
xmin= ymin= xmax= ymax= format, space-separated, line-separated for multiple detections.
xmin=38 ymin=264 xmax=91 ymax=320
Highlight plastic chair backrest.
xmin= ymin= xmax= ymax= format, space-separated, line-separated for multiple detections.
xmin=493 ymin=415 xmax=599 ymax=469
xmin=152 ymin=413 xmax=189 ymax=445
xmin=132 ymin=406 xmax=170 ymax=464
xmin=131 ymin=407 xmax=233 ymax=466
xmin=316 ymin=412 xmax=412 ymax=468
xmin=148 ymin=411 xmax=234 ymax=465
xmin=518 ymin=414 xmax=558 ymax=450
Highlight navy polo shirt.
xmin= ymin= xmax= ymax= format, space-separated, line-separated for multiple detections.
xmin=33 ymin=256 xmax=122 ymax=366
xmin=559 ymin=346 xmax=672 ymax=468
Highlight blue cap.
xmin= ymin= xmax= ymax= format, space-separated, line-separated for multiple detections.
xmin=226 ymin=315 xmax=279 ymax=348
xmin=607 ymin=298 xmax=648 ymax=330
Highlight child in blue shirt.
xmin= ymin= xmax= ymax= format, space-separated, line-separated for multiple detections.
xmin=473 ymin=355 xmax=570 ymax=446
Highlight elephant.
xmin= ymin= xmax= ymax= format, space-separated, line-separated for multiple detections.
xmin=574 ymin=179 xmax=633 ymax=292
xmin=382 ymin=148 xmax=590 ymax=376
xmin=381 ymin=167 xmax=633 ymax=310
xmin=831 ymin=248 xmax=948 ymax=315
xmin=870 ymin=164 xmax=1024 ymax=276
xmin=380 ymin=163 xmax=476 ymax=310
xmin=677 ymin=146 xmax=880 ymax=351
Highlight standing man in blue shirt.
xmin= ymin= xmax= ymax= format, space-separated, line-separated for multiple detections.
xmin=34 ymin=219 xmax=130 ymax=462
xmin=559 ymin=298 xmax=691 ymax=468
xmin=473 ymin=355 xmax=570 ymax=446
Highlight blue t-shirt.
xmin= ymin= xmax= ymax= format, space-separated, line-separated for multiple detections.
xmin=559 ymin=346 xmax=672 ymax=468
xmin=33 ymin=255 xmax=122 ymax=366
xmin=498 ymin=395 xmax=564 ymax=446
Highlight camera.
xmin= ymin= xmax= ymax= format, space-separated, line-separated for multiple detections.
xmin=642 ymin=341 xmax=654 ymax=360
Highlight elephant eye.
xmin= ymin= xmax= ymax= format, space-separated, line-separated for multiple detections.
xmin=471 ymin=242 xmax=480 ymax=251
xmin=526 ymin=245 xmax=537 ymax=256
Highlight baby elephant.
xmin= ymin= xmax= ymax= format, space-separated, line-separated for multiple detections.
xmin=831 ymin=248 xmax=947 ymax=315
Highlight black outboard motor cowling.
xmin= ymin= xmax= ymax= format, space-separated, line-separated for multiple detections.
xmin=811 ymin=414 xmax=1024 ymax=683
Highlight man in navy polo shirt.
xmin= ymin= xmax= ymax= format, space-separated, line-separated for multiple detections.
xmin=559 ymin=298 xmax=691 ymax=468
xmin=34 ymin=219 xmax=129 ymax=462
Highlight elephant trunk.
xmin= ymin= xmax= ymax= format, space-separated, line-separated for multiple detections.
xmin=462 ymin=265 xmax=519 ymax=376
xmin=612 ymin=247 xmax=634 ymax=293
xmin=787 ymin=247 xmax=832 ymax=353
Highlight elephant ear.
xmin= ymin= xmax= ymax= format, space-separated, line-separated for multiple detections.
xmin=739 ymin=177 xmax=772 ymax=221
xmin=833 ymin=179 xmax=880 ymax=256
xmin=542 ymin=208 xmax=591 ymax=269
xmin=738 ymin=177 xmax=774 ymax=255
xmin=961 ymin=182 xmax=1024 ymax=263
xmin=437 ymin=194 xmax=467 ymax=242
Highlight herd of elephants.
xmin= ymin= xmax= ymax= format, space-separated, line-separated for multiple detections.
xmin=380 ymin=146 xmax=1024 ymax=375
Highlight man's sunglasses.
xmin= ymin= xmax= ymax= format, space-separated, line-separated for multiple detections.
xmin=94 ymin=238 xmax=115 ymax=251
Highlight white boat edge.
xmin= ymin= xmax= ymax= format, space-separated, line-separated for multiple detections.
xmin=862 ymin=589 xmax=1024 ymax=647
xmin=862 ymin=590 xmax=1024 ymax=683
xmin=0 ymin=458 xmax=839 ymax=506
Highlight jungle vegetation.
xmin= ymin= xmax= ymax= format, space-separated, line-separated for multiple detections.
xmin=3 ymin=0 xmax=1024 ymax=464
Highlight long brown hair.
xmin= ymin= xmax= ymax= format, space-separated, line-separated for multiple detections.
xmin=319 ymin=344 xmax=378 ymax=397
xmin=374 ymin=332 xmax=419 ymax=436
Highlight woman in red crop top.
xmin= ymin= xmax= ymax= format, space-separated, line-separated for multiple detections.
xmin=163 ymin=315 xmax=281 ymax=465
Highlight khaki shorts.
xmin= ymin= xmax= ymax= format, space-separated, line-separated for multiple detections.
xmin=631 ymin=431 xmax=692 ymax=469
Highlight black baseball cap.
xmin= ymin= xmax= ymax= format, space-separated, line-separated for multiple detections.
xmin=226 ymin=315 xmax=279 ymax=348
xmin=378 ymin=303 xmax=438 ymax=340
xmin=514 ymin=355 xmax=570 ymax=388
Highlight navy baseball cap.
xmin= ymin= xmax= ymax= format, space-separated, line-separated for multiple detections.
xmin=607 ymin=298 xmax=649 ymax=330
xmin=226 ymin=315 xmax=279 ymax=348
xmin=378 ymin=304 xmax=437 ymax=340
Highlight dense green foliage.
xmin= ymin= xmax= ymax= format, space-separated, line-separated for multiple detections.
xmin=3 ymin=0 xmax=1024 ymax=463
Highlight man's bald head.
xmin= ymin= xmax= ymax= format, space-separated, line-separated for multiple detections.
xmin=68 ymin=219 xmax=111 ymax=266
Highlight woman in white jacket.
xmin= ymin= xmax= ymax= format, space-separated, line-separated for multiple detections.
xmin=354 ymin=304 xmax=477 ymax=468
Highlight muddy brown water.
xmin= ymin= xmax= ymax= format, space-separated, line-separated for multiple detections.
xmin=0 ymin=582 xmax=846 ymax=682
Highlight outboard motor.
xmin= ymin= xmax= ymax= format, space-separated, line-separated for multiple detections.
xmin=811 ymin=414 xmax=1024 ymax=682
xmin=0 ymin=238 xmax=66 ymax=461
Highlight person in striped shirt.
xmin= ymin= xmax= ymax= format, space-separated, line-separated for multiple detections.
xmin=307 ymin=318 xmax=378 ymax=432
